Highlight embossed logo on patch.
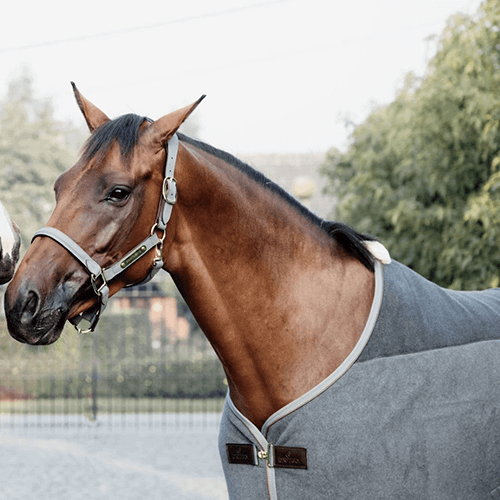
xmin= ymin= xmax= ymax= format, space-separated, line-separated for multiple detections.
xmin=274 ymin=446 xmax=308 ymax=469
xmin=226 ymin=444 xmax=258 ymax=466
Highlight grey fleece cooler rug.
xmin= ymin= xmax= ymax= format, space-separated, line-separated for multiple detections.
xmin=218 ymin=259 xmax=500 ymax=499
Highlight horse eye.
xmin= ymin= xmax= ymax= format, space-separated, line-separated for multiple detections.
xmin=107 ymin=187 xmax=131 ymax=203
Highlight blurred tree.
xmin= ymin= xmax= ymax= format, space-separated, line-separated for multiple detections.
xmin=0 ymin=70 xmax=82 ymax=250
xmin=321 ymin=0 xmax=500 ymax=290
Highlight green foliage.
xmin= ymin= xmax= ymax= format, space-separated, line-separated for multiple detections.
xmin=0 ymin=309 xmax=225 ymax=401
xmin=29 ymin=356 xmax=227 ymax=400
xmin=93 ymin=357 xmax=226 ymax=399
xmin=321 ymin=0 xmax=500 ymax=290
xmin=91 ymin=312 xmax=226 ymax=398
xmin=1 ymin=397 xmax=225 ymax=415
xmin=0 ymin=70 xmax=83 ymax=248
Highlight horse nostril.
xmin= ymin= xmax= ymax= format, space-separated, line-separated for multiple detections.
xmin=21 ymin=290 xmax=40 ymax=325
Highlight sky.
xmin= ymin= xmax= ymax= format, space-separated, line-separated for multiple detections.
xmin=0 ymin=0 xmax=483 ymax=155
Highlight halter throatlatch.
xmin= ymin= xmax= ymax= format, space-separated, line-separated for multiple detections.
xmin=32 ymin=134 xmax=180 ymax=334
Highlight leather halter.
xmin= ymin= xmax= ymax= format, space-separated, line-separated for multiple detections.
xmin=32 ymin=133 xmax=180 ymax=334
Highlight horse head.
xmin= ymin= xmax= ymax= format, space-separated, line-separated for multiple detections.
xmin=5 ymin=83 xmax=203 ymax=345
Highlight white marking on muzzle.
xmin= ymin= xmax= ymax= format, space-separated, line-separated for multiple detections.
xmin=0 ymin=200 xmax=17 ymax=257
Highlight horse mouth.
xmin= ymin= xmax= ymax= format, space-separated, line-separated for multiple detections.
xmin=33 ymin=329 xmax=63 ymax=346
xmin=32 ymin=309 xmax=67 ymax=345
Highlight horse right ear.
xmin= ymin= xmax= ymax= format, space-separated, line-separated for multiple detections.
xmin=146 ymin=95 xmax=206 ymax=151
xmin=71 ymin=82 xmax=110 ymax=132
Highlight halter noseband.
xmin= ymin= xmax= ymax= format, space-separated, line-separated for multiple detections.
xmin=32 ymin=133 xmax=180 ymax=334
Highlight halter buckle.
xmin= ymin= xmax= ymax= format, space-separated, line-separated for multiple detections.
xmin=163 ymin=177 xmax=177 ymax=205
xmin=91 ymin=270 xmax=107 ymax=296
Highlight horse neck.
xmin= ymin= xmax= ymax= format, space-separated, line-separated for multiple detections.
xmin=164 ymin=141 xmax=375 ymax=428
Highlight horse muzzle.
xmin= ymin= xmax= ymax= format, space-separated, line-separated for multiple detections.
xmin=5 ymin=279 xmax=78 ymax=345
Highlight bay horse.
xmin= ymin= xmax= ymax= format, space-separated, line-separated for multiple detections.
xmin=0 ymin=200 xmax=20 ymax=284
xmin=5 ymin=85 xmax=500 ymax=499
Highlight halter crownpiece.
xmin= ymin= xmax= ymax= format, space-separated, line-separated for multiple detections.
xmin=31 ymin=133 xmax=180 ymax=334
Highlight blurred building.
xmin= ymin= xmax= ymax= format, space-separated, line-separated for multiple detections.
xmin=238 ymin=152 xmax=335 ymax=218
xmin=111 ymin=281 xmax=190 ymax=344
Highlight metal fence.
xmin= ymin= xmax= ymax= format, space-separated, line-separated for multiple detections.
xmin=0 ymin=282 xmax=226 ymax=427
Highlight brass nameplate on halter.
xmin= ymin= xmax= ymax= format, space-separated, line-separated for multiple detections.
xmin=120 ymin=245 xmax=148 ymax=269
xmin=226 ymin=443 xmax=307 ymax=469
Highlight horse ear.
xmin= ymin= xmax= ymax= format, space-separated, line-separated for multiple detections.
xmin=147 ymin=95 xmax=206 ymax=149
xmin=71 ymin=82 xmax=110 ymax=132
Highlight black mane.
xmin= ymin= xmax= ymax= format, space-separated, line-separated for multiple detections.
xmin=82 ymin=113 xmax=149 ymax=162
xmin=178 ymin=133 xmax=376 ymax=272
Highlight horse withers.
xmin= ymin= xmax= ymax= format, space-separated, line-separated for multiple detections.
xmin=5 ymin=85 xmax=500 ymax=499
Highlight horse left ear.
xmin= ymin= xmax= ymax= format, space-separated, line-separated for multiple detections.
xmin=146 ymin=95 xmax=206 ymax=150
xmin=71 ymin=82 xmax=110 ymax=132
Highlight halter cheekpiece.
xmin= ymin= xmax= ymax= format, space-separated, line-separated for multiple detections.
xmin=32 ymin=133 xmax=180 ymax=334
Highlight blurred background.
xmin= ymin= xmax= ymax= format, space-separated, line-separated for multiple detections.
xmin=2 ymin=0 xmax=498 ymax=498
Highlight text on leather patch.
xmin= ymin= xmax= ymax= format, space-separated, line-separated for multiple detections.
xmin=226 ymin=444 xmax=259 ymax=466
xmin=273 ymin=446 xmax=308 ymax=469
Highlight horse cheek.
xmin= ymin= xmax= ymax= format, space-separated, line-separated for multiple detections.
xmin=94 ymin=220 xmax=121 ymax=253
